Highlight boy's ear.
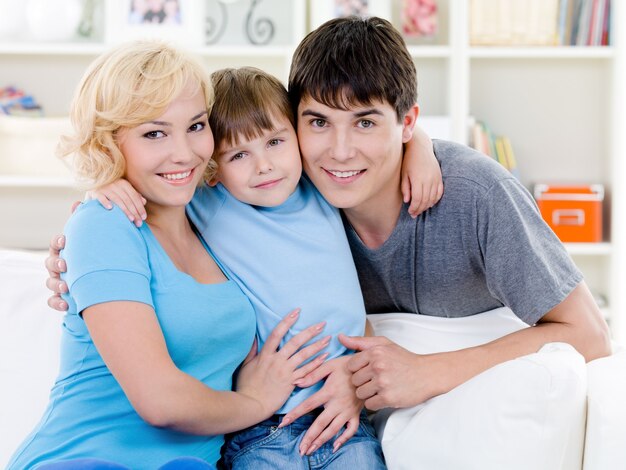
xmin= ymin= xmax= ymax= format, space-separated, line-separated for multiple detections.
xmin=401 ymin=104 xmax=420 ymax=143
xmin=207 ymin=174 xmax=220 ymax=187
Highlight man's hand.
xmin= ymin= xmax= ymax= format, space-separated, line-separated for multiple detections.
xmin=45 ymin=235 xmax=69 ymax=311
xmin=339 ymin=334 xmax=446 ymax=410
xmin=279 ymin=355 xmax=363 ymax=456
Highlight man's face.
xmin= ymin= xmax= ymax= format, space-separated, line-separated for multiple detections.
xmin=296 ymin=96 xmax=417 ymax=214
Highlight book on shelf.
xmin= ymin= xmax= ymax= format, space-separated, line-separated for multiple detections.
xmin=469 ymin=0 xmax=611 ymax=46
xmin=469 ymin=119 xmax=520 ymax=179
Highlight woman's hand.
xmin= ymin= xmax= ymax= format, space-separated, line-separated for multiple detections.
xmin=236 ymin=309 xmax=331 ymax=419
xmin=87 ymin=179 xmax=147 ymax=227
xmin=278 ymin=355 xmax=363 ymax=456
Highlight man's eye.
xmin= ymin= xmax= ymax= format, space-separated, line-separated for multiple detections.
xmin=312 ymin=119 xmax=326 ymax=128
xmin=359 ymin=120 xmax=374 ymax=128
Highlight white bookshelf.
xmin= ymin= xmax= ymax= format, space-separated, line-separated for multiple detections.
xmin=0 ymin=0 xmax=623 ymax=339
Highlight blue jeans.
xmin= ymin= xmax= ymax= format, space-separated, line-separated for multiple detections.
xmin=222 ymin=410 xmax=386 ymax=469
xmin=39 ymin=457 xmax=216 ymax=470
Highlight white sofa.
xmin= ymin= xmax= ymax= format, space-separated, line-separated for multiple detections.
xmin=1 ymin=248 xmax=625 ymax=469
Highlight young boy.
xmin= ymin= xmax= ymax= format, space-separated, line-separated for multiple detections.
xmin=52 ymin=66 xmax=442 ymax=468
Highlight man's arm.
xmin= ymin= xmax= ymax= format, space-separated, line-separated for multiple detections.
xmin=342 ymin=280 xmax=611 ymax=410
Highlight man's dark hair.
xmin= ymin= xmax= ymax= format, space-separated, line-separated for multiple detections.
xmin=288 ymin=16 xmax=417 ymax=122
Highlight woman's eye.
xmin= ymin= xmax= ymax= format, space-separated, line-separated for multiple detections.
xmin=189 ymin=121 xmax=206 ymax=132
xmin=144 ymin=130 xmax=165 ymax=139
xmin=268 ymin=138 xmax=281 ymax=146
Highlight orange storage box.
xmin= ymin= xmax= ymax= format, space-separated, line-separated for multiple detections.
xmin=534 ymin=184 xmax=604 ymax=243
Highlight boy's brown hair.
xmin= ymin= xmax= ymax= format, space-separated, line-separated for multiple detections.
xmin=288 ymin=16 xmax=417 ymax=122
xmin=210 ymin=67 xmax=294 ymax=151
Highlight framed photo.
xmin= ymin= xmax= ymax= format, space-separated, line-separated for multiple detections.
xmin=309 ymin=0 xmax=392 ymax=30
xmin=105 ymin=0 xmax=204 ymax=46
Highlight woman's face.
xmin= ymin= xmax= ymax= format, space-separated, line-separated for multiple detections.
xmin=117 ymin=83 xmax=213 ymax=212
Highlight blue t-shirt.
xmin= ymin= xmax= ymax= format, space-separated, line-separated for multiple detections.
xmin=187 ymin=177 xmax=366 ymax=413
xmin=8 ymin=202 xmax=256 ymax=470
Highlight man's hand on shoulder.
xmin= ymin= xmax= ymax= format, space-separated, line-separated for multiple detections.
xmin=45 ymin=234 xmax=69 ymax=312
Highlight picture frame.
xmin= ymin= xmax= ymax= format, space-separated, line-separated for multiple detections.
xmin=105 ymin=0 xmax=204 ymax=46
xmin=309 ymin=0 xmax=392 ymax=31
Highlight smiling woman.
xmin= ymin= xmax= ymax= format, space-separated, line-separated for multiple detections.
xmin=6 ymin=40 xmax=329 ymax=470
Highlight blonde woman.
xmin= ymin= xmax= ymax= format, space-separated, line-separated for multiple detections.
xmin=7 ymin=41 xmax=328 ymax=470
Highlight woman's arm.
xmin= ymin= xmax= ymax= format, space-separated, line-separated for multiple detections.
xmin=84 ymin=301 xmax=329 ymax=435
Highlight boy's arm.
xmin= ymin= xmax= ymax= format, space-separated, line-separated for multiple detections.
xmin=87 ymin=179 xmax=147 ymax=227
xmin=402 ymin=125 xmax=443 ymax=218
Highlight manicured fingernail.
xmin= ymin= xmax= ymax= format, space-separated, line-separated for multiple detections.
xmin=293 ymin=379 xmax=304 ymax=386
xmin=56 ymin=236 xmax=64 ymax=246
xmin=60 ymin=302 xmax=68 ymax=310
xmin=290 ymin=310 xmax=299 ymax=318
xmin=141 ymin=213 xmax=147 ymax=220
xmin=315 ymin=321 xmax=326 ymax=331
xmin=60 ymin=283 xmax=68 ymax=293
xmin=278 ymin=417 xmax=290 ymax=428
xmin=333 ymin=442 xmax=340 ymax=453
xmin=307 ymin=444 xmax=317 ymax=455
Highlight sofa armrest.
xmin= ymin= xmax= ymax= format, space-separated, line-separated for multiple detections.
xmin=583 ymin=342 xmax=626 ymax=470
xmin=0 ymin=249 xmax=63 ymax=467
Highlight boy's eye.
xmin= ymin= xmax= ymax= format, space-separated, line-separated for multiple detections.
xmin=144 ymin=130 xmax=165 ymax=139
xmin=189 ymin=121 xmax=206 ymax=132
xmin=358 ymin=119 xmax=374 ymax=129
xmin=311 ymin=119 xmax=326 ymax=128
xmin=230 ymin=152 xmax=245 ymax=162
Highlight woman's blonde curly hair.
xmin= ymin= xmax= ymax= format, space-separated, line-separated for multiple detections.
xmin=57 ymin=40 xmax=216 ymax=189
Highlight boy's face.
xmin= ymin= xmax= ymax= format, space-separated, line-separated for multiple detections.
xmin=211 ymin=115 xmax=302 ymax=207
xmin=296 ymin=96 xmax=417 ymax=213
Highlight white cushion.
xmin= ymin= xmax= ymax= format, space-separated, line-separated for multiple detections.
xmin=368 ymin=310 xmax=587 ymax=470
xmin=583 ymin=343 xmax=626 ymax=470
xmin=0 ymin=249 xmax=63 ymax=467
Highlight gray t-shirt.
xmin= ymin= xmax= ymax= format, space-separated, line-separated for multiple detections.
xmin=345 ymin=140 xmax=582 ymax=325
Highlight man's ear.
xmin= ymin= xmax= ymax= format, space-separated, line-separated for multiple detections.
xmin=401 ymin=104 xmax=420 ymax=143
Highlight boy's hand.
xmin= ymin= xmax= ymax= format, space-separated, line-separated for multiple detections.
xmin=279 ymin=355 xmax=363 ymax=456
xmin=402 ymin=126 xmax=443 ymax=218
xmin=45 ymin=235 xmax=69 ymax=311
xmin=87 ymin=179 xmax=147 ymax=227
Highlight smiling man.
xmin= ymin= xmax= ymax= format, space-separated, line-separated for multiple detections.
xmin=283 ymin=15 xmax=611 ymax=466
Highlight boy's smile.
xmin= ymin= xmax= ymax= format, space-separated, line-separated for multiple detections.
xmin=296 ymin=96 xmax=418 ymax=216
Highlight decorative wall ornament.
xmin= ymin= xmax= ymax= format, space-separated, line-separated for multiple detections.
xmin=203 ymin=0 xmax=291 ymax=46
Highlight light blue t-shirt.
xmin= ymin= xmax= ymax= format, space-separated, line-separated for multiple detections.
xmin=187 ymin=177 xmax=366 ymax=413
xmin=8 ymin=202 xmax=256 ymax=470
